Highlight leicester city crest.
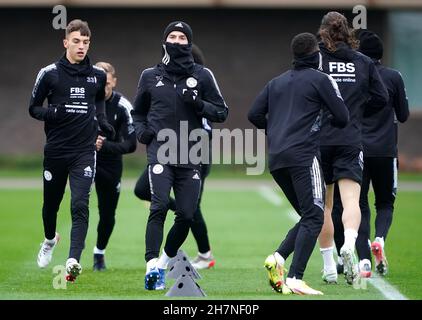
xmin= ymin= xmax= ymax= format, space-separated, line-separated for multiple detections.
xmin=186 ymin=77 xmax=198 ymax=88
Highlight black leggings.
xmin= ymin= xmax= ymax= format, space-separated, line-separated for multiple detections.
xmin=95 ymin=159 xmax=122 ymax=251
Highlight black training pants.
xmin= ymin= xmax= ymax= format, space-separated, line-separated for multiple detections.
xmin=42 ymin=151 xmax=96 ymax=262
xmin=145 ymin=164 xmax=201 ymax=262
xmin=94 ymin=159 xmax=122 ymax=250
xmin=272 ymin=158 xmax=325 ymax=279
xmin=135 ymin=164 xmax=211 ymax=254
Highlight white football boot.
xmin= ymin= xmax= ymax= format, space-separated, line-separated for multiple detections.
xmin=37 ymin=233 xmax=60 ymax=268
xmin=65 ymin=258 xmax=82 ymax=282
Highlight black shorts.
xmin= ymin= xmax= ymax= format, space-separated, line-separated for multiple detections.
xmin=320 ymin=145 xmax=363 ymax=185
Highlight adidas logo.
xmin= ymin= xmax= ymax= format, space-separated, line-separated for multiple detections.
xmin=156 ymin=80 xmax=164 ymax=87
xmin=192 ymin=173 xmax=200 ymax=180
xmin=175 ymin=22 xmax=183 ymax=28
xmin=84 ymin=166 xmax=93 ymax=178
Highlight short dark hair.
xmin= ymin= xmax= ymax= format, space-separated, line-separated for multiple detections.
xmin=291 ymin=32 xmax=318 ymax=58
xmin=66 ymin=19 xmax=91 ymax=38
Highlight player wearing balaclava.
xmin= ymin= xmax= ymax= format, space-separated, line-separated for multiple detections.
xmin=132 ymin=21 xmax=228 ymax=291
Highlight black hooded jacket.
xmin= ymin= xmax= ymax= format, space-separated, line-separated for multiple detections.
xmin=29 ymin=54 xmax=108 ymax=157
xmin=132 ymin=62 xmax=228 ymax=168
xmin=319 ymin=42 xmax=389 ymax=148
xmin=362 ymin=60 xmax=409 ymax=157
xmin=248 ymin=52 xmax=349 ymax=171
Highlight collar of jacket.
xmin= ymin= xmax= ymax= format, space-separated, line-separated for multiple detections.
xmin=156 ymin=63 xmax=202 ymax=82
xmin=293 ymin=51 xmax=321 ymax=70
xmin=372 ymin=58 xmax=381 ymax=65
xmin=58 ymin=53 xmax=93 ymax=77
xmin=107 ymin=91 xmax=121 ymax=105
xmin=319 ymin=41 xmax=356 ymax=61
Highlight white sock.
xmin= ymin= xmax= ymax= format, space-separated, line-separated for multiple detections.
xmin=374 ymin=236 xmax=385 ymax=248
xmin=286 ymin=277 xmax=299 ymax=284
xmin=274 ymin=252 xmax=285 ymax=265
xmin=344 ymin=229 xmax=358 ymax=249
xmin=93 ymin=246 xmax=105 ymax=255
xmin=337 ymin=256 xmax=343 ymax=265
xmin=156 ymin=250 xmax=171 ymax=270
xmin=320 ymin=247 xmax=336 ymax=271
xmin=198 ymin=250 xmax=211 ymax=259
xmin=146 ymin=258 xmax=158 ymax=273
xmin=45 ymin=238 xmax=56 ymax=245
xmin=66 ymin=258 xmax=78 ymax=265
xmin=359 ymin=259 xmax=371 ymax=268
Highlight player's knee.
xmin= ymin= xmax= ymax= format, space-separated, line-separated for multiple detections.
xmin=148 ymin=203 xmax=168 ymax=224
xmin=100 ymin=214 xmax=115 ymax=226
xmin=71 ymin=199 xmax=89 ymax=217
xmin=375 ymin=201 xmax=394 ymax=211
xmin=134 ymin=184 xmax=150 ymax=201
xmin=150 ymin=199 xmax=169 ymax=213
xmin=175 ymin=210 xmax=195 ymax=224
xmin=315 ymin=210 xmax=325 ymax=228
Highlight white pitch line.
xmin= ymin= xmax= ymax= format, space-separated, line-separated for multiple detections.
xmin=257 ymin=184 xmax=408 ymax=300
xmin=287 ymin=209 xmax=300 ymax=223
xmin=258 ymin=185 xmax=283 ymax=206
xmin=368 ymin=274 xmax=408 ymax=300
xmin=258 ymin=185 xmax=299 ymax=222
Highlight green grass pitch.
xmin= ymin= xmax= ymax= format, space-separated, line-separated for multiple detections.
xmin=0 ymin=183 xmax=421 ymax=300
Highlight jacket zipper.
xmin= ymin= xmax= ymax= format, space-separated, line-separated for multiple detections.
xmin=173 ymin=78 xmax=178 ymax=167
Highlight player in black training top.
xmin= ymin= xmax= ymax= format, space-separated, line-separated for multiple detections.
xmin=331 ymin=31 xmax=409 ymax=278
xmin=92 ymin=62 xmax=137 ymax=271
xmin=249 ymin=33 xmax=349 ymax=295
xmin=132 ymin=21 xmax=228 ymax=291
xmin=316 ymin=12 xmax=388 ymax=286
xmin=133 ymin=44 xmax=216 ymax=270
xmin=29 ymin=20 xmax=114 ymax=282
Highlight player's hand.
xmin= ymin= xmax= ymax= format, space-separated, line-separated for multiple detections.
xmin=183 ymin=89 xmax=204 ymax=111
xmin=96 ymin=135 xmax=106 ymax=151
xmin=98 ymin=117 xmax=116 ymax=140
xmin=138 ymin=128 xmax=155 ymax=145
xmin=45 ymin=104 xmax=66 ymax=123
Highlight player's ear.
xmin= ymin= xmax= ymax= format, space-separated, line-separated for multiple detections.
xmin=63 ymin=38 xmax=68 ymax=49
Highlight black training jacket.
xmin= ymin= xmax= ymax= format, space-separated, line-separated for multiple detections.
xmin=362 ymin=61 xmax=409 ymax=157
xmin=319 ymin=42 xmax=389 ymax=148
xmin=132 ymin=63 xmax=228 ymax=168
xmin=29 ymin=55 xmax=107 ymax=157
xmin=97 ymin=91 xmax=137 ymax=162
xmin=248 ymin=57 xmax=349 ymax=172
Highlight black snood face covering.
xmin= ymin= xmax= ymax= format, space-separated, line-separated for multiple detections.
xmin=293 ymin=51 xmax=322 ymax=70
xmin=161 ymin=42 xmax=194 ymax=75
